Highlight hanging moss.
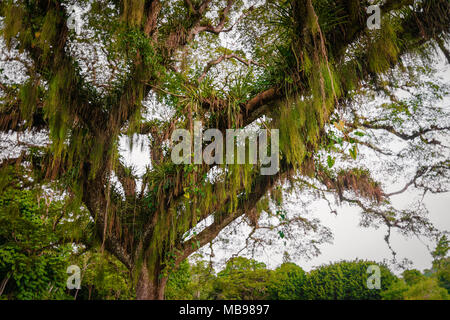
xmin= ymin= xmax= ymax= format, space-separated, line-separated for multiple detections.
xmin=2 ymin=2 xmax=24 ymax=49
xmin=367 ymin=20 xmax=401 ymax=74
xmin=320 ymin=167 xmax=385 ymax=203
xmin=19 ymin=80 xmax=39 ymax=126
xmin=38 ymin=9 xmax=60 ymax=59
xmin=122 ymin=0 xmax=146 ymax=27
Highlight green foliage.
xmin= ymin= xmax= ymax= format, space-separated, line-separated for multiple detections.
xmin=382 ymin=239 xmax=450 ymax=300
xmin=403 ymin=278 xmax=449 ymax=300
xmin=0 ymin=166 xmax=133 ymax=300
xmin=165 ymin=257 xmax=216 ymax=300
xmin=380 ymin=279 xmax=409 ymax=300
xmin=188 ymin=259 xmax=216 ymax=300
xmin=170 ymin=258 xmax=449 ymax=301
xmin=267 ymin=262 xmax=306 ymax=300
xmin=211 ymin=257 xmax=271 ymax=300
xmin=70 ymin=250 xmax=135 ymax=300
xmin=302 ymin=260 xmax=397 ymax=300
xmin=167 ymin=255 xmax=450 ymax=301
xmin=429 ymin=236 xmax=450 ymax=294
xmin=434 ymin=258 xmax=450 ymax=294
xmin=402 ymin=269 xmax=426 ymax=286
xmin=432 ymin=235 xmax=449 ymax=266
xmin=165 ymin=260 xmax=192 ymax=300
xmin=0 ymin=167 xmax=72 ymax=300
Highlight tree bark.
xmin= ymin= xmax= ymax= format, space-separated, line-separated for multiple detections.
xmin=135 ymin=261 xmax=168 ymax=300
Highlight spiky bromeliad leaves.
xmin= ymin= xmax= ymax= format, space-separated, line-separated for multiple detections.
xmin=0 ymin=0 xmax=449 ymax=299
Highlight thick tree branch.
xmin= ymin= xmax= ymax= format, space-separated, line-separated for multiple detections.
xmin=176 ymin=167 xmax=293 ymax=264
xmin=191 ymin=0 xmax=235 ymax=36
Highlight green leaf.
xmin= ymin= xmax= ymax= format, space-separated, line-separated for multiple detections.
xmin=349 ymin=145 xmax=358 ymax=160
xmin=327 ymin=155 xmax=335 ymax=168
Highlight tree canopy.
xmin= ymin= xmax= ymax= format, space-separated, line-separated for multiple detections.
xmin=0 ymin=0 xmax=449 ymax=299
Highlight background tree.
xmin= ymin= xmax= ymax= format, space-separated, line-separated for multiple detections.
xmin=402 ymin=269 xmax=426 ymax=286
xmin=164 ymin=259 xmax=192 ymax=299
xmin=0 ymin=0 xmax=449 ymax=299
xmin=0 ymin=165 xmax=91 ymax=299
xmin=434 ymin=257 xmax=450 ymax=294
xmin=69 ymin=249 xmax=135 ymax=300
xmin=267 ymin=262 xmax=306 ymax=300
xmin=211 ymin=257 xmax=271 ymax=300
xmin=382 ymin=237 xmax=449 ymax=300
xmin=403 ymin=278 xmax=449 ymax=300
xmin=302 ymin=260 xmax=397 ymax=300
xmin=432 ymin=236 xmax=449 ymax=268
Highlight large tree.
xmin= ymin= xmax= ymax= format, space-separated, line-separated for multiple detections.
xmin=0 ymin=0 xmax=449 ymax=299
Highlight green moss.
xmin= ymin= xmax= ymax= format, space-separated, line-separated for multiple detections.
xmin=122 ymin=0 xmax=146 ymax=26
xmin=19 ymin=80 xmax=39 ymax=125
xmin=2 ymin=3 xmax=24 ymax=48
xmin=39 ymin=9 xmax=60 ymax=59
xmin=367 ymin=20 xmax=401 ymax=74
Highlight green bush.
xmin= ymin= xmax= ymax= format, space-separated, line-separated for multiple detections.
xmin=267 ymin=263 xmax=306 ymax=300
xmin=404 ymin=278 xmax=449 ymax=300
xmin=0 ymin=168 xmax=71 ymax=299
xmin=212 ymin=257 xmax=271 ymax=300
xmin=303 ymin=260 xmax=397 ymax=300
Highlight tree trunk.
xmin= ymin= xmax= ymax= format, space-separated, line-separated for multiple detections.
xmin=135 ymin=262 xmax=168 ymax=300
